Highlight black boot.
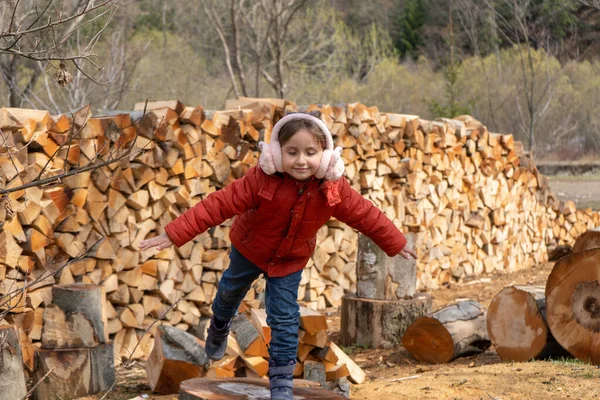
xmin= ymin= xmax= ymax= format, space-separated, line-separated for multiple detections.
xmin=205 ymin=315 xmax=232 ymax=361
xmin=268 ymin=359 xmax=296 ymax=400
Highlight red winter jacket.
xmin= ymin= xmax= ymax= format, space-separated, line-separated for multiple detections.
xmin=164 ymin=166 xmax=407 ymax=277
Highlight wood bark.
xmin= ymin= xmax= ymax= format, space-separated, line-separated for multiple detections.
xmin=0 ymin=325 xmax=27 ymax=400
xmin=179 ymin=377 xmax=346 ymax=400
xmin=356 ymin=233 xmax=416 ymax=300
xmin=231 ymin=314 xmax=269 ymax=358
xmin=487 ymin=286 xmax=568 ymax=361
xmin=402 ymin=300 xmax=491 ymax=363
xmin=572 ymin=229 xmax=600 ymax=253
xmin=51 ymin=284 xmax=109 ymax=344
xmin=545 ymin=248 xmax=600 ymax=365
xmin=146 ymin=325 xmax=210 ymax=394
xmin=340 ymin=292 xmax=432 ymax=349
xmin=33 ymin=343 xmax=115 ymax=400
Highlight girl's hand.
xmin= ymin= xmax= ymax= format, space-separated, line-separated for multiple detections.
xmin=399 ymin=247 xmax=417 ymax=260
xmin=140 ymin=233 xmax=173 ymax=251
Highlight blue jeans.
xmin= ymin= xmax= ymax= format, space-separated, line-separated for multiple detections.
xmin=211 ymin=246 xmax=303 ymax=362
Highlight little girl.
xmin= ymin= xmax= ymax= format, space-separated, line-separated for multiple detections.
xmin=140 ymin=112 xmax=416 ymax=400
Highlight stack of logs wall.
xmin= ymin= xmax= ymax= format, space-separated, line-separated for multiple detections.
xmin=1 ymin=98 xmax=598 ymax=365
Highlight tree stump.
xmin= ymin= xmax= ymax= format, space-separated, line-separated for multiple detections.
xmin=0 ymin=325 xmax=27 ymax=400
xmin=340 ymin=292 xmax=431 ymax=349
xmin=356 ymin=233 xmax=416 ymax=300
xmin=33 ymin=343 xmax=115 ymax=400
xmin=487 ymin=286 xmax=568 ymax=361
xmin=545 ymin=248 xmax=600 ymax=364
xmin=50 ymin=284 xmax=109 ymax=344
xmin=402 ymin=300 xmax=491 ymax=363
xmin=146 ymin=325 xmax=210 ymax=394
xmin=179 ymin=378 xmax=346 ymax=400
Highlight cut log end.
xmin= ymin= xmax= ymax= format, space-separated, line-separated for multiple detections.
xmin=546 ymin=248 xmax=600 ymax=365
xmin=486 ymin=286 xmax=549 ymax=362
xmin=179 ymin=378 xmax=346 ymax=400
xmin=402 ymin=317 xmax=454 ymax=363
xmin=571 ymin=280 xmax=600 ymax=333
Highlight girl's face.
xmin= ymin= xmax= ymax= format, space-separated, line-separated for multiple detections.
xmin=281 ymin=129 xmax=324 ymax=181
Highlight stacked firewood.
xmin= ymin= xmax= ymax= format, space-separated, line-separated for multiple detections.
xmin=147 ymin=305 xmax=361 ymax=397
xmin=1 ymin=97 xmax=599 ymax=368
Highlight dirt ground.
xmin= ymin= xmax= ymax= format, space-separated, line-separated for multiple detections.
xmin=95 ymin=261 xmax=600 ymax=400
xmin=92 ymin=175 xmax=600 ymax=400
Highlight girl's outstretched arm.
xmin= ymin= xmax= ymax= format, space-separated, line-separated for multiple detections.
xmin=332 ymin=177 xmax=415 ymax=258
xmin=156 ymin=166 xmax=263 ymax=248
xmin=139 ymin=233 xmax=172 ymax=251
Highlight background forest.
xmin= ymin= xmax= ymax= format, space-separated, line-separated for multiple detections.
xmin=2 ymin=0 xmax=600 ymax=159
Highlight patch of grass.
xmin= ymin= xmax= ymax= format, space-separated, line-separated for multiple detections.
xmin=548 ymin=356 xmax=590 ymax=366
xmin=339 ymin=343 xmax=370 ymax=354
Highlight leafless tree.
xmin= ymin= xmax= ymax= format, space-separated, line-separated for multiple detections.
xmin=0 ymin=0 xmax=118 ymax=107
xmin=454 ymin=0 xmax=579 ymax=153
xmin=202 ymin=0 xmax=342 ymax=98
xmin=579 ymin=0 xmax=600 ymax=8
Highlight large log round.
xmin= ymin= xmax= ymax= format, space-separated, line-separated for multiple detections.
xmin=340 ymin=292 xmax=432 ymax=349
xmin=545 ymin=248 xmax=600 ymax=364
xmin=572 ymin=229 xmax=600 ymax=253
xmin=402 ymin=300 xmax=491 ymax=363
xmin=179 ymin=378 xmax=346 ymax=400
xmin=487 ymin=286 xmax=568 ymax=361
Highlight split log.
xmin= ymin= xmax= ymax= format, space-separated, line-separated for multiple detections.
xmin=146 ymin=325 xmax=210 ymax=394
xmin=231 ymin=314 xmax=269 ymax=358
xmin=340 ymin=292 xmax=431 ymax=349
xmin=33 ymin=343 xmax=115 ymax=400
xmin=51 ymin=284 xmax=108 ymax=344
xmin=487 ymin=286 xmax=568 ymax=361
xmin=328 ymin=342 xmax=365 ymax=384
xmin=545 ymin=248 xmax=600 ymax=364
xmin=179 ymin=377 xmax=346 ymax=400
xmin=0 ymin=325 xmax=27 ymax=400
xmin=356 ymin=233 xmax=416 ymax=300
xmin=402 ymin=300 xmax=491 ymax=363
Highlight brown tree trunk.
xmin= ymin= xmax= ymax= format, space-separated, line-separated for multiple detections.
xmin=402 ymin=300 xmax=491 ymax=363
xmin=340 ymin=293 xmax=432 ymax=349
xmin=487 ymin=286 xmax=568 ymax=361
xmin=546 ymin=248 xmax=600 ymax=365
xmin=33 ymin=343 xmax=115 ymax=400
xmin=0 ymin=325 xmax=27 ymax=400
xmin=179 ymin=377 xmax=346 ymax=400
xmin=356 ymin=233 xmax=416 ymax=300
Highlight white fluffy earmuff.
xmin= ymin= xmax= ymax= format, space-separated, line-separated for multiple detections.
xmin=258 ymin=113 xmax=345 ymax=181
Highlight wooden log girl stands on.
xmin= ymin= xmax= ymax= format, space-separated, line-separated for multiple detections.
xmin=140 ymin=111 xmax=416 ymax=400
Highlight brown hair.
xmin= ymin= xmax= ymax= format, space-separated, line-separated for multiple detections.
xmin=278 ymin=112 xmax=327 ymax=149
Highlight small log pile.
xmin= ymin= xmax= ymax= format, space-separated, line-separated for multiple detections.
xmin=147 ymin=306 xmax=361 ymax=397
xmin=1 ymin=97 xmax=599 ymax=370
xmin=419 ymin=230 xmax=600 ymax=365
